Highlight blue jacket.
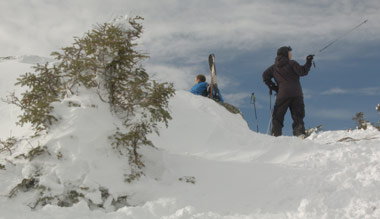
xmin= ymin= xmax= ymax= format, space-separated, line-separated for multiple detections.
xmin=190 ymin=82 xmax=224 ymax=102
xmin=190 ymin=82 xmax=209 ymax=96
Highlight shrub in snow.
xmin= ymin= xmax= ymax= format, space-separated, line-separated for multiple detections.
xmin=352 ymin=112 xmax=368 ymax=130
xmin=352 ymin=109 xmax=380 ymax=132
xmin=0 ymin=136 xmax=18 ymax=156
xmin=305 ymin=125 xmax=323 ymax=138
xmin=178 ymin=176 xmax=196 ymax=185
xmin=5 ymin=16 xmax=175 ymax=209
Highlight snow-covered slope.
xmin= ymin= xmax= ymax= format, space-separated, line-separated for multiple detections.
xmin=1 ymin=59 xmax=380 ymax=219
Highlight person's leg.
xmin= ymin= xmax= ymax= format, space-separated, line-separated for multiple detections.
xmin=272 ymin=98 xmax=290 ymax=136
xmin=289 ymin=97 xmax=305 ymax=136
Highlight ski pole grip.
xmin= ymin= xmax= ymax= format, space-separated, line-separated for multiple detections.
xmin=251 ymin=92 xmax=255 ymax=103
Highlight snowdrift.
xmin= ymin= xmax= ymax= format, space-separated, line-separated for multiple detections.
xmin=1 ymin=59 xmax=380 ymax=219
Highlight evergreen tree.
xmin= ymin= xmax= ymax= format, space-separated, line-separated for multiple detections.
xmin=7 ymin=63 xmax=63 ymax=133
xmin=8 ymin=16 xmax=175 ymax=181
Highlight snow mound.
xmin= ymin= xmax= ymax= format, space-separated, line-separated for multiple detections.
xmin=1 ymin=60 xmax=380 ymax=218
xmin=147 ymin=91 xmax=380 ymax=218
xmin=0 ymin=88 xmax=140 ymax=210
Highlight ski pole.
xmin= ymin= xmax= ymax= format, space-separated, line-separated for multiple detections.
xmin=208 ymin=54 xmax=216 ymax=100
xmin=267 ymin=90 xmax=273 ymax=135
xmin=313 ymin=19 xmax=368 ymax=56
xmin=250 ymin=92 xmax=259 ymax=132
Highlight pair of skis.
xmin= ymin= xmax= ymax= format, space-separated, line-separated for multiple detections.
xmin=208 ymin=54 xmax=221 ymax=102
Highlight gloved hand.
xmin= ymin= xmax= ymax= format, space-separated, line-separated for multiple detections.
xmin=306 ymin=55 xmax=314 ymax=64
xmin=269 ymin=84 xmax=279 ymax=93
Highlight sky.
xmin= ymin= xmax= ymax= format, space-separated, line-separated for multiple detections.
xmin=1 ymin=0 xmax=380 ymax=135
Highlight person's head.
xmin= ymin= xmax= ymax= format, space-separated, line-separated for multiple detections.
xmin=195 ymin=74 xmax=206 ymax=83
xmin=277 ymin=46 xmax=292 ymax=60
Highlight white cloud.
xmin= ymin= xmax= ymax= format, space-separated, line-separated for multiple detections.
xmin=1 ymin=0 xmax=379 ymax=62
xmin=359 ymin=87 xmax=380 ymax=96
xmin=222 ymin=92 xmax=249 ymax=108
xmin=222 ymin=92 xmax=266 ymax=109
xmin=309 ymin=108 xmax=354 ymax=120
xmin=145 ymin=64 xmax=199 ymax=90
xmin=302 ymin=88 xmax=314 ymax=99
xmin=217 ymin=75 xmax=240 ymax=90
xmin=321 ymin=88 xmax=349 ymax=95
xmin=321 ymin=87 xmax=380 ymax=96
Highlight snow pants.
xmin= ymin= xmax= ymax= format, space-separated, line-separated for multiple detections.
xmin=271 ymin=96 xmax=305 ymax=137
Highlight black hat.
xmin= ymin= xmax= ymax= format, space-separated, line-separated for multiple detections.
xmin=277 ymin=46 xmax=292 ymax=57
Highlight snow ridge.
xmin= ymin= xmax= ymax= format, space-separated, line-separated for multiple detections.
xmin=1 ymin=60 xmax=380 ymax=218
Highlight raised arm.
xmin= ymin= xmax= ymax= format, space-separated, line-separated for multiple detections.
xmin=291 ymin=55 xmax=314 ymax=76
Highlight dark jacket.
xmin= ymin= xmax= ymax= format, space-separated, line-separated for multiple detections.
xmin=262 ymin=56 xmax=311 ymax=99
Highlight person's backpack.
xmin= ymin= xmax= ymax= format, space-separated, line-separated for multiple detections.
xmin=201 ymin=86 xmax=209 ymax=97
xmin=206 ymin=84 xmax=221 ymax=102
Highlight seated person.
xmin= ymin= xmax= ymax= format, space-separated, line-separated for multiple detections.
xmin=190 ymin=74 xmax=239 ymax=114
xmin=190 ymin=74 xmax=209 ymax=97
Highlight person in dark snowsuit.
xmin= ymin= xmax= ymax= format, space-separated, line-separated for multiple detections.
xmin=262 ymin=46 xmax=314 ymax=137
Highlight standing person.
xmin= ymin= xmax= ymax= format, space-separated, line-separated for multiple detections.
xmin=262 ymin=46 xmax=314 ymax=137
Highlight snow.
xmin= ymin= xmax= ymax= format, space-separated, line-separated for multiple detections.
xmin=1 ymin=59 xmax=380 ymax=218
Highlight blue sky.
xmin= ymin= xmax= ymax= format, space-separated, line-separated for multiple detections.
xmin=1 ymin=0 xmax=379 ymax=135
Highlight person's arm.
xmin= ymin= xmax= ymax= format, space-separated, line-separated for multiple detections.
xmin=262 ymin=65 xmax=278 ymax=92
xmin=291 ymin=55 xmax=313 ymax=76
xmin=190 ymin=83 xmax=199 ymax=94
